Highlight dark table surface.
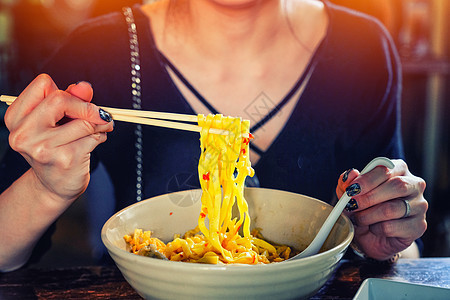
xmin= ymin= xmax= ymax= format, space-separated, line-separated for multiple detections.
xmin=0 ymin=258 xmax=449 ymax=299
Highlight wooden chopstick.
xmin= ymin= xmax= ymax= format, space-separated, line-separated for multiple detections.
xmin=111 ymin=114 xmax=230 ymax=135
xmin=1 ymin=95 xmax=249 ymax=137
xmin=101 ymin=106 xmax=198 ymax=123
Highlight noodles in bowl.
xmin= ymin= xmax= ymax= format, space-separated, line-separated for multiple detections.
xmin=101 ymin=114 xmax=354 ymax=298
xmin=101 ymin=188 xmax=354 ymax=299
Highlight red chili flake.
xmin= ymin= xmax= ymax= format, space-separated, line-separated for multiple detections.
xmin=169 ymin=212 xmax=173 ymax=216
xmin=249 ymin=133 xmax=254 ymax=140
xmin=243 ymin=138 xmax=250 ymax=145
xmin=252 ymin=254 xmax=256 ymax=264
xmin=202 ymin=172 xmax=210 ymax=181
xmin=241 ymin=148 xmax=246 ymax=155
xmin=200 ymin=212 xmax=206 ymax=218
xmin=204 ymin=242 xmax=208 ymax=247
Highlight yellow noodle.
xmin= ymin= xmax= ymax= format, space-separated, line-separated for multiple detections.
xmin=124 ymin=114 xmax=293 ymax=264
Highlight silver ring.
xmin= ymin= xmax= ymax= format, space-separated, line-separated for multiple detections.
xmin=402 ymin=199 xmax=411 ymax=219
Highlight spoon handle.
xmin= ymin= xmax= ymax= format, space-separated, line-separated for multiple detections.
xmin=293 ymin=157 xmax=395 ymax=259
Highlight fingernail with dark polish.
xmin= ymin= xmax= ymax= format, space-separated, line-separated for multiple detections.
xmin=345 ymin=198 xmax=359 ymax=211
xmin=99 ymin=108 xmax=112 ymax=122
xmin=343 ymin=168 xmax=353 ymax=182
xmin=346 ymin=183 xmax=361 ymax=197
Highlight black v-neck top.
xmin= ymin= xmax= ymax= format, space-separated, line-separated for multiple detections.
xmin=0 ymin=1 xmax=404 ymax=263
xmin=1 ymin=1 xmax=404 ymax=207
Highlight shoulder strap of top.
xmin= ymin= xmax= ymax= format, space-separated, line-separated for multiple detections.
xmin=159 ymin=52 xmax=220 ymax=115
xmin=249 ymin=61 xmax=315 ymax=133
xmin=123 ymin=6 xmax=144 ymax=202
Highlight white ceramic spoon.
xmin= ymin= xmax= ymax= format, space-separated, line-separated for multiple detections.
xmin=288 ymin=157 xmax=395 ymax=260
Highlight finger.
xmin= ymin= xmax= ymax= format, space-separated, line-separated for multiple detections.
xmin=336 ymin=168 xmax=359 ymax=197
xmin=352 ymin=199 xmax=413 ymax=226
xmin=4 ymin=74 xmax=58 ymax=130
xmin=65 ymin=81 xmax=93 ymax=102
xmin=351 ymin=174 xmax=423 ymax=211
xmin=369 ymin=215 xmax=427 ymax=241
xmin=34 ymin=90 xmax=112 ymax=127
xmin=358 ymin=161 xmax=409 ymax=194
xmin=349 ymin=165 xmax=395 ymax=196
xmin=50 ymin=119 xmax=113 ymax=147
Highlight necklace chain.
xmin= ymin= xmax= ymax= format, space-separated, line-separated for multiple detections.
xmin=123 ymin=7 xmax=144 ymax=202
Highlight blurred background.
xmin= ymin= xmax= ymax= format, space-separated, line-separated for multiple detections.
xmin=0 ymin=0 xmax=449 ymax=267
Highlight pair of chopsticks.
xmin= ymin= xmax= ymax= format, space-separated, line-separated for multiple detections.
xmin=1 ymin=95 xmax=248 ymax=137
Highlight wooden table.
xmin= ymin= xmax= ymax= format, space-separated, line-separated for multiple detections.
xmin=0 ymin=258 xmax=449 ymax=299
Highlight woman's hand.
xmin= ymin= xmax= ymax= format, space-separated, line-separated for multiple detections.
xmin=4 ymin=74 xmax=114 ymax=204
xmin=336 ymin=159 xmax=428 ymax=260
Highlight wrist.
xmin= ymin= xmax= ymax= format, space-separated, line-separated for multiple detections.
xmin=27 ymin=169 xmax=78 ymax=212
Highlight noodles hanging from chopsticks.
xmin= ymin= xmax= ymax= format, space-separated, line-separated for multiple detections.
xmin=124 ymin=114 xmax=292 ymax=264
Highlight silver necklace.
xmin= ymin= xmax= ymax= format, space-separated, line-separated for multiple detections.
xmin=123 ymin=7 xmax=143 ymax=202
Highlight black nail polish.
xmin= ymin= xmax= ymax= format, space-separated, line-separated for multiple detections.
xmin=346 ymin=183 xmax=361 ymax=197
xmin=345 ymin=198 xmax=359 ymax=211
xmin=99 ymin=108 xmax=112 ymax=122
xmin=342 ymin=168 xmax=353 ymax=182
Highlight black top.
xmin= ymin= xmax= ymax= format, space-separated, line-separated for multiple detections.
xmin=0 ymin=1 xmax=404 ymax=264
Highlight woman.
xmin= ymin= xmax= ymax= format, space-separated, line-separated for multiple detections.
xmin=0 ymin=0 xmax=427 ymax=271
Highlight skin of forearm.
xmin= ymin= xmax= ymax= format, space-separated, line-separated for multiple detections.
xmin=0 ymin=169 xmax=76 ymax=272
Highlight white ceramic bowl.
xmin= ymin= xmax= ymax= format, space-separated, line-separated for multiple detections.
xmin=101 ymin=188 xmax=354 ymax=300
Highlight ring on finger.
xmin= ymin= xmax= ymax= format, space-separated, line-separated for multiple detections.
xmin=402 ymin=199 xmax=411 ymax=219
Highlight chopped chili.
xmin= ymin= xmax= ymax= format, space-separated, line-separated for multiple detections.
xmin=202 ymin=172 xmax=210 ymax=181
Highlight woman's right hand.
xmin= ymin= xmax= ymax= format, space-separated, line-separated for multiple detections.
xmin=4 ymin=74 xmax=114 ymax=203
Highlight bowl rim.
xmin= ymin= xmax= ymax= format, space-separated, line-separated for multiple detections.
xmin=101 ymin=187 xmax=354 ymax=271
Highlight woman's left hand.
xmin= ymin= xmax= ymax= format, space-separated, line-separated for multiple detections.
xmin=336 ymin=159 xmax=428 ymax=261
